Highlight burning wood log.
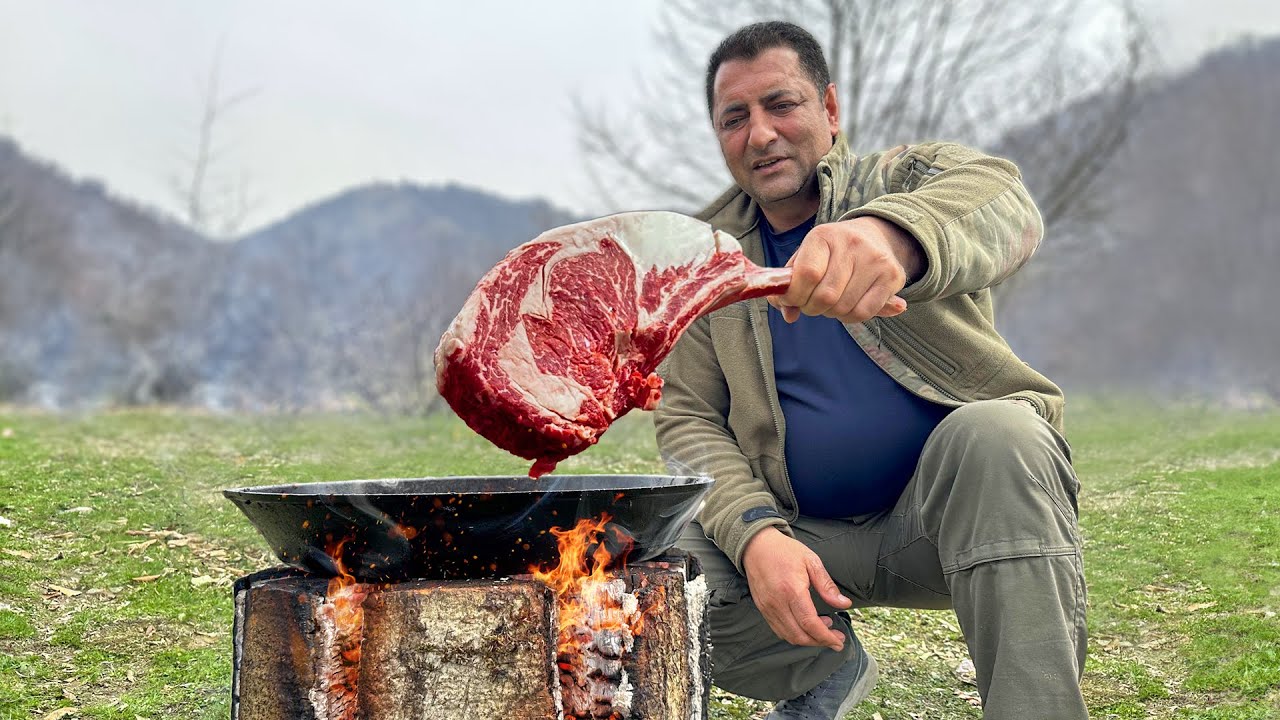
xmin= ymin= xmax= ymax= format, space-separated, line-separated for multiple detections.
xmin=231 ymin=551 xmax=709 ymax=720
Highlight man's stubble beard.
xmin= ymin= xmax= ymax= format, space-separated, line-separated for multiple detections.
xmin=747 ymin=169 xmax=803 ymax=206
xmin=751 ymin=169 xmax=813 ymax=207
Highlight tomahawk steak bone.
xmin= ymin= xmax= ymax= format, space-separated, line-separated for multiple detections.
xmin=435 ymin=211 xmax=791 ymax=477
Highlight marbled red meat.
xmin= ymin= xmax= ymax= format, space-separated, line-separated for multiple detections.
xmin=434 ymin=211 xmax=790 ymax=477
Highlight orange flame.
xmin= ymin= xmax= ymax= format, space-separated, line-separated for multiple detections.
xmin=531 ymin=513 xmax=631 ymax=640
xmin=532 ymin=513 xmax=653 ymax=719
xmin=324 ymin=538 xmax=365 ymax=669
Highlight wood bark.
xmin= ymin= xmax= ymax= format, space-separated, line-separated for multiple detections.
xmin=232 ymin=553 xmax=709 ymax=720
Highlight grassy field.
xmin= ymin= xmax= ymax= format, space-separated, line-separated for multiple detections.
xmin=0 ymin=400 xmax=1277 ymax=719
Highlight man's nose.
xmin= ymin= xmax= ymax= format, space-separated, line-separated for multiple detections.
xmin=746 ymin=113 xmax=778 ymax=149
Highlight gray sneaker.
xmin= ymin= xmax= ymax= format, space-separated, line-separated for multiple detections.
xmin=764 ymin=638 xmax=879 ymax=720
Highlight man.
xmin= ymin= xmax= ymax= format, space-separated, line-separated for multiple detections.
xmin=654 ymin=21 xmax=1086 ymax=720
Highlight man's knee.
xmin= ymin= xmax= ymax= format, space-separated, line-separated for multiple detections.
xmin=933 ymin=400 xmax=1074 ymax=494
xmin=939 ymin=399 xmax=1062 ymax=456
xmin=921 ymin=400 xmax=1081 ymax=560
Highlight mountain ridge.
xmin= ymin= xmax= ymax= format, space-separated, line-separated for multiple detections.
xmin=2 ymin=35 xmax=1278 ymax=409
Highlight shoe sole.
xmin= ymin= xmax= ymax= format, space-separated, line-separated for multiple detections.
xmin=833 ymin=653 xmax=879 ymax=719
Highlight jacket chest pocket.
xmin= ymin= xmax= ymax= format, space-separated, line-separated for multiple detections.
xmin=877 ymin=317 xmax=1007 ymax=393
xmin=877 ymin=319 xmax=959 ymax=378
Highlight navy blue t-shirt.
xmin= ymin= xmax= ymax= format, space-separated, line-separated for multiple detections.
xmin=762 ymin=215 xmax=952 ymax=517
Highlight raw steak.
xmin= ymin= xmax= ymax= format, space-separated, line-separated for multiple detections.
xmin=435 ymin=211 xmax=790 ymax=477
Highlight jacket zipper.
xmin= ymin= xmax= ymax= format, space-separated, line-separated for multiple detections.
xmin=868 ymin=318 xmax=963 ymax=404
xmin=876 ymin=319 xmax=959 ymax=376
xmin=907 ymin=158 xmax=942 ymax=191
xmin=869 ymin=320 xmax=1046 ymax=418
xmin=748 ymin=302 xmax=798 ymax=518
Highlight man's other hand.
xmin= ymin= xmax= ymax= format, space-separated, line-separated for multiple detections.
xmin=768 ymin=216 xmax=924 ymax=324
xmin=741 ymin=527 xmax=852 ymax=652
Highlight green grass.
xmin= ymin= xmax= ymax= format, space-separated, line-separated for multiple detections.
xmin=1 ymin=400 xmax=1278 ymax=719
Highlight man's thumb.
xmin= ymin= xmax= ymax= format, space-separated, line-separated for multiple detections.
xmin=877 ymin=295 xmax=907 ymax=317
xmin=806 ymin=555 xmax=852 ymax=609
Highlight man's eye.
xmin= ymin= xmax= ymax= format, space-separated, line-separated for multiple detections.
xmin=722 ymin=117 xmax=744 ymax=130
xmin=772 ymin=103 xmax=796 ymax=112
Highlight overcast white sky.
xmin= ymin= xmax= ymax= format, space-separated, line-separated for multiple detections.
xmin=1 ymin=0 xmax=1277 ymax=233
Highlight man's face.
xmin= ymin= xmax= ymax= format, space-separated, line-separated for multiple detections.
xmin=711 ymin=47 xmax=839 ymax=220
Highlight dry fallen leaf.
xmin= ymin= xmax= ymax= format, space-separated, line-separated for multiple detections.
xmin=0 ymin=515 xmax=12 ymax=527
xmin=132 ymin=575 xmax=163 ymax=583
xmin=3 ymin=548 xmax=33 ymax=560
xmin=126 ymin=539 xmax=159 ymax=554
xmin=61 ymin=507 xmax=94 ymax=515
xmin=953 ymin=657 xmax=978 ymax=686
xmin=191 ymin=634 xmax=218 ymax=648
xmin=1 ymin=427 xmax=12 ymax=438
xmin=41 ymin=708 xmax=79 ymax=720
xmin=191 ymin=575 xmax=215 ymax=587
xmin=1187 ymin=601 xmax=1218 ymax=612
xmin=48 ymin=585 xmax=83 ymax=597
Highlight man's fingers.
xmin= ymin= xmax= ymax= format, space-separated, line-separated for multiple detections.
xmin=801 ymin=237 xmax=853 ymax=317
xmin=805 ymin=555 xmax=852 ymax=610
xmin=761 ymin=602 xmax=809 ymax=647
xmin=877 ymin=296 xmax=907 ymax=317
xmin=781 ymin=241 xmax=829 ymax=312
xmin=850 ymin=278 xmax=901 ymax=323
xmin=789 ymin=596 xmax=846 ymax=651
xmin=832 ymin=278 xmax=909 ymax=323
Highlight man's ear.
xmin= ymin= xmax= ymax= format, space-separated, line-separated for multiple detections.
xmin=823 ymin=83 xmax=840 ymax=137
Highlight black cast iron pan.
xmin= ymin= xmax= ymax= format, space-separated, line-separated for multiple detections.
xmin=223 ymin=474 xmax=711 ymax=582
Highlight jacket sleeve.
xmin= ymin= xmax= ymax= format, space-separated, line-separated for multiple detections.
xmin=840 ymin=142 xmax=1044 ymax=303
xmin=652 ymin=314 xmax=792 ymax=575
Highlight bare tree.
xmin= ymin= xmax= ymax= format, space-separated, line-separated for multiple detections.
xmin=578 ymin=0 xmax=1150 ymax=241
xmin=171 ymin=38 xmax=260 ymax=238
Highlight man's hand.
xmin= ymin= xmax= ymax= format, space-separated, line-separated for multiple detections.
xmin=769 ymin=216 xmax=924 ymax=324
xmin=741 ymin=527 xmax=852 ymax=652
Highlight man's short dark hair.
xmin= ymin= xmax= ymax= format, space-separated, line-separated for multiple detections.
xmin=705 ymin=21 xmax=832 ymax=117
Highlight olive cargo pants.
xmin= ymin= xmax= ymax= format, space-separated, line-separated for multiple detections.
xmin=677 ymin=400 xmax=1088 ymax=719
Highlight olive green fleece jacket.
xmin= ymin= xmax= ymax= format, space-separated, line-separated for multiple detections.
xmin=652 ymin=134 xmax=1065 ymax=575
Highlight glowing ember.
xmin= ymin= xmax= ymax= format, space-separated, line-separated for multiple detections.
xmin=317 ymin=538 xmax=366 ymax=719
xmin=532 ymin=513 xmax=654 ymax=719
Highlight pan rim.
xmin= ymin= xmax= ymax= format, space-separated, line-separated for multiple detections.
xmin=221 ymin=473 xmax=712 ymax=499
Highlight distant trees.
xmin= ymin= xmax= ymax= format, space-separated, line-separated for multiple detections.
xmin=0 ymin=146 xmax=32 ymax=398
xmin=972 ymin=36 xmax=1280 ymax=403
xmin=0 ymin=142 xmax=51 ymax=271
xmin=170 ymin=40 xmax=260 ymax=239
xmin=578 ymin=0 xmax=1149 ymax=241
xmin=0 ymin=142 xmax=68 ymax=400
